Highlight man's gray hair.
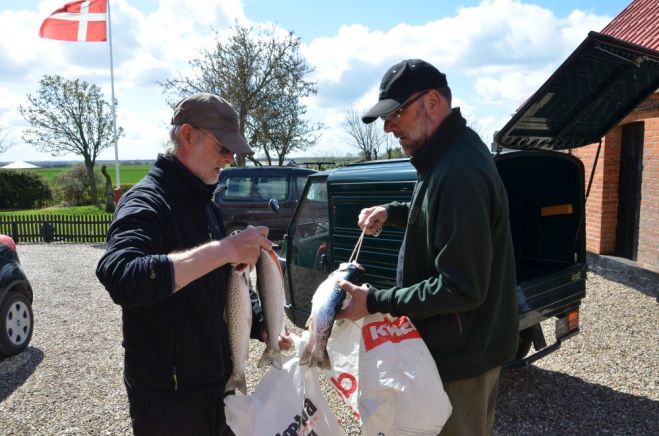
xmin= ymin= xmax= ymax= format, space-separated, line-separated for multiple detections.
xmin=166 ymin=125 xmax=183 ymax=157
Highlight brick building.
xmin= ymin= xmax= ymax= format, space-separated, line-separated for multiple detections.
xmin=572 ymin=0 xmax=658 ymax=277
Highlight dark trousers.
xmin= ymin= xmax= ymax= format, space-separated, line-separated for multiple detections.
xmin=127 ymin=388 xmax=235 ymax=436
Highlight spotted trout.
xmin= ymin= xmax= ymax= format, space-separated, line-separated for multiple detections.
xmin=300 ymin=261 xmax=365 ymax=369
xmin=225 ymin=265 xmax=252 ymax=394
xmin=255 ymin=248 xmax=285 ymax=369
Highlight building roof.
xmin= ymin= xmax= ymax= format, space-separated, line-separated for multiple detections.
xmin=601 ymin=0 xmax=659 ymax=51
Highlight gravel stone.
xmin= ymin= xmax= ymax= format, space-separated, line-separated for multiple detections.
xmin=0 ymin=244 xmax=656 ymax=435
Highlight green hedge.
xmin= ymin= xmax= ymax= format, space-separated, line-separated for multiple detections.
xmin=0 ymin=170 xmax=53 ymax=210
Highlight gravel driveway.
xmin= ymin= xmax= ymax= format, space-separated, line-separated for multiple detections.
xmin=0 ymin=244 xmax=657 ymax=435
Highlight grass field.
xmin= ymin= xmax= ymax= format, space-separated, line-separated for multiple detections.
xmin=0 ymin=205 xmax=110 ymax=217
xmin=33 ymin=163 xmax=153 ymax=184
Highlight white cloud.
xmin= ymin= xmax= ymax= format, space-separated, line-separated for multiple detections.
xmin=474 ymin=69 xmax=555 ymax=107
xmin=302 ymin=0 xmax=614 ymax=155
xmin=0 ymin=0 xmax=248 ymax=162
xmin=0 ymin=0 xmax=615 ymax=162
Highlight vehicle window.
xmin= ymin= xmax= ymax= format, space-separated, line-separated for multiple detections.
xmin=293 ymin=180 xmax=329 ymax=241
xmin=296 ymin=176 xmax=309 ymax=196
xmin=222 ymin=176 xmax=252 ymax=200
xmin=291 ymin=179 xmax=329 ymax=270
xmin=255 ymin=176 xmax=287 ymax=201
xmin=306 ymin=181 xmax=328 ymax=202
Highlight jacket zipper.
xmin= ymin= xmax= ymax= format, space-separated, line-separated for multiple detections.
xmin=172 ymin=332 xmax=179 ymax=391
xmin=455 ymin=314 xmax=463 ymax=335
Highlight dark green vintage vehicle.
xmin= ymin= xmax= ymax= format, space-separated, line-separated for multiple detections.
xmin=280 ymin=32 xmax=659 ymax=365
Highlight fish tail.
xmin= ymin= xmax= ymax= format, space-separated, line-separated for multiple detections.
xmin=225 ymin=372 xmax=247 ymax=395
xmin=257 ymin=348 xmax=283 ymax=369
xmin=299 ymin=342 xmax=313 ymax=366
xmin=310 ymin=348 xmax=332 ymax=370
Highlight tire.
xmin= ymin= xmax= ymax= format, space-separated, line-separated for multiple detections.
xmin=0 ymin=291 xmax=34 ymax=357
xmin=515 ymin=328 xmax=533 ymax=360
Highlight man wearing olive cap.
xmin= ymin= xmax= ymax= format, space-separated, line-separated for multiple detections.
xmin=97 ymin=93 xmax=291 ymax=435
xmin=338 ymin=60 xmax=518 ymax=435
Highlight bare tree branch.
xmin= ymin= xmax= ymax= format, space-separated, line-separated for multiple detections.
xmin=344 ymin=106 xmax=385 ymax=161
xmin=0 ymin=127 xmax=14 ymax=154
xmin=160 ymin=23 xmax=321 ymax=166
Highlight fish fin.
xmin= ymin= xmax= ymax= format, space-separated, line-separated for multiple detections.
xmin=299 ymin=343 xmax=312 ymax=366
xmin=257 ymin=350 xmax=269 ymax=368
xmin=225 ymin=373 xmax=247 ymax=395
xmin=305 ymin=315 xmax=314 ymax=329
xmin=272 ymin=352 xmax=282 ymax=369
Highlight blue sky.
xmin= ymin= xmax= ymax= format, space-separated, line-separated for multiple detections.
xmin=0 ymin=0 xmax=631 ymax=163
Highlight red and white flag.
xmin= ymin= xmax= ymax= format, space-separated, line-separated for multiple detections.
xmin=39 ymin=0 xmax=107 ymax=42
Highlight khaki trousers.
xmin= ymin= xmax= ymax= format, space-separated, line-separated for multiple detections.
xmin=439 ymin=365 xmax=502 ymax=436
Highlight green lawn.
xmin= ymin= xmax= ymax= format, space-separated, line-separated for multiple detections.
xmin=0 ymin=205 xmax=110 ymax=217
xmin=33 ymin=162 xmax=153 ymax=184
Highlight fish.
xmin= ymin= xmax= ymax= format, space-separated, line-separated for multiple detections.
xmin=300 ymin=261 xmax=365 ymax=369
xmin=225 ymin=265 xmax=253 ymax=394
xmin=255 ymin=248 xmax=286 ymax=369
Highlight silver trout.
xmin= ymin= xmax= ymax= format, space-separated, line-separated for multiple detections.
xmin=225 ymin=265 xmax=252 ymax=394
xmin=255 ymin=248 xmax=285 ymax=369
xmin=300 ymin=261 xmax=364 ymax=369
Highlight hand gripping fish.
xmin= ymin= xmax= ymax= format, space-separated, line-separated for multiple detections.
xmin=225 ymin=265 xmax=252 ymax=394
xmin=255 ymin=248 xmax=285 ymax=369
xmin=300 ymin=261 xmax=364 ymax=369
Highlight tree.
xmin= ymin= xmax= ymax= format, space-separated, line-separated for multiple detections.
xmin=384 ymin=134 xmax=404 ymax=159
xmin=344 ymin=105 xmax=385 ymax=161
xmin=0 ymin=127 xmax=13 ymax=154
xmin=19 ymin=75 xmax=123 ymax=204
xmin=160 ymin=23 xmax=320 ymax=166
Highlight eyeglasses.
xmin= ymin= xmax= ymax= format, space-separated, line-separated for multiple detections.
xmin=380 ymin=90 xmax=430 ymax=122
xmin=194 ymin=127 xmax=234 ymax=157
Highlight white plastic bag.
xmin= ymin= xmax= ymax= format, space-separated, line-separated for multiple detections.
xmin=224 ymin=333 xmax=346 ymax=436
xmin=324 ymin=313 xmax=452 ymax=436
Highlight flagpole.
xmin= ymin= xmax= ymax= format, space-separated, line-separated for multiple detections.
xmin=107 ymin=0 xmax=121 ymax=197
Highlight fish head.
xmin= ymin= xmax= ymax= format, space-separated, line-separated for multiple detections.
xmin=336 ymin=261 xmax=365 ymax=285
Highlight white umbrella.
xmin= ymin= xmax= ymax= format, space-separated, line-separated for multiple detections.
xmin=0 ymin=160 xmax=40 ymax=169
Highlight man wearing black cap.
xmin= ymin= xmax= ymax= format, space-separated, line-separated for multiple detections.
xmin=337 ymin=60 xmax=518 ymax=435
xmin=96 ymin=93 xmax=288 ymax=435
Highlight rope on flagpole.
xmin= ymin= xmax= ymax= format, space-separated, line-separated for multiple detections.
xmin=107 ymin=0 xmax=121 ymax=196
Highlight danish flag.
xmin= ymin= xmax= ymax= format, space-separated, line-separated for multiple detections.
xmin=39 ymin=0 xmax=107 ymax=42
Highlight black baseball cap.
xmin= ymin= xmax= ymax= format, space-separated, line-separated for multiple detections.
xmin=171 ymin=93 xmax=253 ymax=154
xmin=362 ymin=59 xmax=448 ymax=124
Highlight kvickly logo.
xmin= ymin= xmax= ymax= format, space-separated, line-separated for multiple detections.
xmin=362 ymin=316 xmax=421 ymax=351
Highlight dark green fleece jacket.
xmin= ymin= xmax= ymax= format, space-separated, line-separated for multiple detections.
xmin=366 ymin=109 xmax=518 ymax=382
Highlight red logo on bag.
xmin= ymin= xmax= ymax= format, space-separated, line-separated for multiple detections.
xmin=330 ymin=372 xmax=357 ymax=399
xmin=329 ymin=372 xmax=360 ymax=418
xmin=362 ymin=316 xmax=421 ymax=351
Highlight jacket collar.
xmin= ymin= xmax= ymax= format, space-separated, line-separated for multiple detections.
xmin=150 ymin=154 xmax=217 ymax=203
xmin=410 ymin=108 xmax=467 ymax=176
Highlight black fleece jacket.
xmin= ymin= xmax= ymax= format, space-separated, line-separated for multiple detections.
xmin=96 ymin=154 xmax=264 ymax=396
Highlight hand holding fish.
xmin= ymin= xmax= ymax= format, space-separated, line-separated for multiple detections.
xmin=260 ymin=326 xmax=294 ymax=351
xmin=335 ymin=279 xmax=370 ymax=321
xmin=225 ymin=226 xmax=272 ymax=266
xmin=358 ymin=206 xmax=387 ymax=236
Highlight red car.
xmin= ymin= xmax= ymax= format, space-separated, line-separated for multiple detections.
xmin=0 ymin=234 xmax=34 ymax=357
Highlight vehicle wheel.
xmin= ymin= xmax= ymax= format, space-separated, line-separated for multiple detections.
xmin=0 ymin=291 xmax=33 ymax=357
xmin=515 ymin=328 xmax=533 ymax=360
